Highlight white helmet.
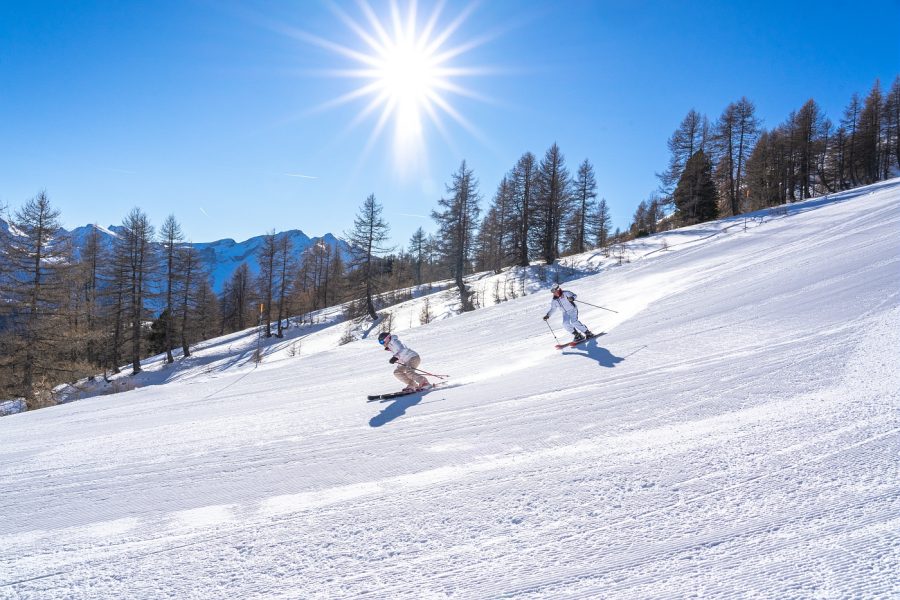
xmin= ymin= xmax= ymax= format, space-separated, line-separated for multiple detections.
xmin=551 ymin=283 xmax=561 ymax=293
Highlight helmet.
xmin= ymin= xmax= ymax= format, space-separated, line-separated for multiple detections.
xmin=378 ymin=332 xmax=390 ymax=344
xmin=551 ymin=283 xmax=561 ymax=294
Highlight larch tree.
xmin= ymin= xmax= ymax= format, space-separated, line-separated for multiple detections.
xmin=591 ymin=198 xmax=613 ymax=251
xmin=408 ymin=227 xmax=427 ymax=286
xmin=274 ymin=233 xmax=294 ymax=337
xmin=567 ymin=159 xmax=597 ymax=254
xmin=345 ymin=194 xmax=391 ymax=320
xmin=159 ymin=215 xmax=184 ymax=363
xmin=118 ymin=208 xmax=156 ymax=375
xmin=658 ymin=109 xmax=710 ymax=198
xmin=510 ymin=152 xmax=538 ymax=267
xmin=534 ymin=143 xmax=571 ymax=264
xmin=177 ymin=244 xmax=202 ymax=357
xmin=432 ymin=160 xmax=481 ymax=312
xmin=713 ymin=97 xmax=760 ymax=216
xmin=257 ymin=231 xmax=277 ymax=337
xmin=2 ymin=192 xmax=70 ymax=405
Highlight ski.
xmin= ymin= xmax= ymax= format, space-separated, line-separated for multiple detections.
xmin=554 ymin=332 xmax=604 ymax=349
xmin=367 ymin=382 xmax=442 ymax=401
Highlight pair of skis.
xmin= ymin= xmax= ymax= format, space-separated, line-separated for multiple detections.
xmin=554 ymin=331 xmax=604 ymax=349
xmin=367 ymin=381 xmax=446 ymax=401
xmin=368 ymin=363 xmax=450 ymax=401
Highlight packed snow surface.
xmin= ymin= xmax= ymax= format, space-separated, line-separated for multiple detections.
xmin=2 ymin=181 xmax=899 ymax=598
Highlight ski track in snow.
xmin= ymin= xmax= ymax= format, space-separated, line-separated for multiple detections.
xmin=2 ymin=181 xmax=899 ymax=598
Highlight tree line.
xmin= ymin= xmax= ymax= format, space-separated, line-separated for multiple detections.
xmin=2 ymin=76 xmax=896 ymax=410
xmin=646 ymin=76 xmax=900 ymax=233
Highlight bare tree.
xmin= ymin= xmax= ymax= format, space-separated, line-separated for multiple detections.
xmin=118 ymin=208 xmax=156 ymax=374
xmin=658 ymin=109 xmax=710 ymax=198
xmin=345 ymin=194 xmax=391 ymax=320
xmin=257 ymin=231 xmax=277 ymax=337
xmin=534 ymin=143 xmax=571 ymax=264
xmin=566 ymin=159 xmax=597 ymax=254
xmin=713 ymin=98 xmax=760 ymax=216
xmin=1 ymin=191 xmax=70 ymax=404
xmin=159 ymin=215 xmax=183 ymax=363
xmin=432 ymin=160 xmax=481 ymax=311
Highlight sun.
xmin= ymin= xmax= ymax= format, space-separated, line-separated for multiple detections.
xmin=297 ymin=1 xmax=491 ymax=173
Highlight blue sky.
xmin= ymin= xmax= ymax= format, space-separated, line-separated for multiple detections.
xmin=1 ymin=0 xmax=897 ymax=247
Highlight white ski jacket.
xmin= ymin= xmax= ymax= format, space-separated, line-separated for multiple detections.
xmin=546 ymin=291 xmax=578 ymax=318
xmin=384 ymin=334 xmax=419 ymax=364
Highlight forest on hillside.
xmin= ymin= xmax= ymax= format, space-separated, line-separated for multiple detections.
xmin=1 ymin=76 xmax=897 ymax=410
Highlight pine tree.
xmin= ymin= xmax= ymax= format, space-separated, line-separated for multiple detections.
xmin=674 ymin=150 xmax=719 ymax=225
xmin=345 ymin=194 xmax=391 ymax=320
xmin=432 ymin=160 xmax=481 ymax=311
xmin=658 ymin=109 xmax=710 ymax=198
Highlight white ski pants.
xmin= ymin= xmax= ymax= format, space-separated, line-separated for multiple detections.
xmin=394 ymin=354 xmax=428 ymax=387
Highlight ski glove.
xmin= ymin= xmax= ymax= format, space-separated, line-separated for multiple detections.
xmin=542 ymin=314 xmax=549 ymax=320
xmin=389 ymin=356 xmax=399 ymax=364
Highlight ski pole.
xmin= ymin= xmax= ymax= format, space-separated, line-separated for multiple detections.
xmin=575 ymin=300 xmax=619 ymax=313
xmin=400 ymin=362 xmax=450 ymax=379
xmin=544 ymin=318 xmax=561 ymax=344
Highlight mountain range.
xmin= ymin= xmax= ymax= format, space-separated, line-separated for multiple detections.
xmin=0 ymin=217 xmax=351 ymax=293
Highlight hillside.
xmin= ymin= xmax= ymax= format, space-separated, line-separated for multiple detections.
xmin=1 ymin=179 xmax=898 ymax=598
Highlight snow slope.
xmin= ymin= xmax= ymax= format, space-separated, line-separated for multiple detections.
xmin=2 ymin=180 xmax=899 ymax=598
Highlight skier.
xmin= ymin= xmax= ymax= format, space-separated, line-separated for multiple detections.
xmin=543 ymin=283 xmax=595 ymax=343
xmin=378 ymin=331 xmax=430 ymax=392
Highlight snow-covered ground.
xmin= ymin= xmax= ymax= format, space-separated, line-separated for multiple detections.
xmin=1 ymin=180 xmax=899 ymax=598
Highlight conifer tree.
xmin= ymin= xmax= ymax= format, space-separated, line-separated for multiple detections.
xmin=118 ymin=208 xmax=156 ymax=374
xmin=257 ymin=231 xmax=277 ymax=337
xmin=674 ymin=150 xmax=719 ymax=225
xmin=408 ymin=227 xmax=427 ymax=286
xmin=510 ymin=152 xmax=538 ymax=267
xmin=658 ymin=109 xmax=710 ymax=198
xmin=591 ymin=198 xmax=613 ymax=251
xmin=2 ymin=192 xmax=70 ymax=405
xmin=159 ymin=215 xmax=183 ymax=362
xmin=567 ymin=159 xmax=597 ymax=254
xmin=345 ymin=194 xmax=391 ymax=320
xmin=432 ymin=160 xmax=481 ymax=311
xmin=274 ymin=233 xmax=294 ymax=337
xmin=713 ymin=98 xmax=760 ymax=216
xmin=534 ymin=143 xmax=571 ymax=264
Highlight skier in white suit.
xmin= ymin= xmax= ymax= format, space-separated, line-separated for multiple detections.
xmin=543 ymin=283 xmax=595 ymax=343
xmin=378 ymin=331 xmax=430 ymax=392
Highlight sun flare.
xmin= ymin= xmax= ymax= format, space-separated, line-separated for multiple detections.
xmin=300 ymin=1 xmax=491 ymax=173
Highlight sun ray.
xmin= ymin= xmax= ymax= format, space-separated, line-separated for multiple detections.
xmin=298 ymin=0 xmax=499 ymax=172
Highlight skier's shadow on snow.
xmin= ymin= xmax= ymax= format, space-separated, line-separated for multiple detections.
xmin=369 ymin=395 xmax=423 ymax=427
xmin=562 ymin=340 xmax=625 ymax=368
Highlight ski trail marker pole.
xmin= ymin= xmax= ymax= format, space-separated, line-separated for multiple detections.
xmin=576 ymin=300 xmax=619 ymax=313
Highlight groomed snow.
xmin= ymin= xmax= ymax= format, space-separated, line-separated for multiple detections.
xmin=1 ymin=180 xmax=899 ymax=598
